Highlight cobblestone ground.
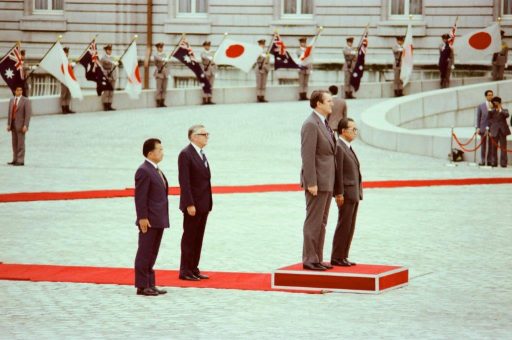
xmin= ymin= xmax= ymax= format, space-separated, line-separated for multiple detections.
xmin=1 ymin=99 xmax=511 ymax=339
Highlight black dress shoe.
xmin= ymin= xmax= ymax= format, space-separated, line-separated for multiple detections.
xmin=331 ymin=259 xmax=351 ymax=267
xmin=344 ymin=258 xmax=356 ymax=266
xmin=320 ymin=262 xmax=333 ymax=269
xmin=151 ymin=286 xmax=167 ymax=295
xmin=303 ymin=263 xmax=327 ymax=271
xmin=196 ymin=273 xmax=209 ymax=280
xmin=136 ymin=287 xmax=159 ymax=296
xmin=179 ymin=274 xmax=200 ymax=281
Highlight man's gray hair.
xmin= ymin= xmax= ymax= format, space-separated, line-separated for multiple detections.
xmin=188 ymin=124 xmax=205 ymax=140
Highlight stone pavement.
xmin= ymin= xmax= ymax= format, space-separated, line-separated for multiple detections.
xmin=1 ymin=99 xmax=511 ymax=339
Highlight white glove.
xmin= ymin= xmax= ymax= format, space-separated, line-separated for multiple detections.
xmin=114 ymin=61 xmax=119 ymax=66
xmin=71 ymin=62 xmax=76 ymax=67
xmin=451 ymin=65 xmax=455 ymax=70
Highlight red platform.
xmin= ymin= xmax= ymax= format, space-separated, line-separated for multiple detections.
xmin=272 ymin=263 xmax=408 ymax=294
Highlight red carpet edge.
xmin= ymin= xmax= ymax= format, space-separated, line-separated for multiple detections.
xmin=1 ymin=177 xmax=512 ymax=203
xmin=0 ymin=263 xmax=320 ymax=294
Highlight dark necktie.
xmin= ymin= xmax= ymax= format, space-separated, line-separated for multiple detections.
xmin=11 ymin=98 xmax=18 ymax=121
xmin=200 ymin=149 xmax=208 ymax=168
xmin=324 ymin=119 xmax=335 ymax=141
xmin=156 ymin=167 xmax=166 ymax=186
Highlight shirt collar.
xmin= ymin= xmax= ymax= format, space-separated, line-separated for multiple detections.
xmin=339 ymin=135 xmax=351 ymax=148
xmin=191 ymin=142 xmax=203 ymax=157
xmin=145 ymin=158 xmax=158 ymax=169
xmin=313 ymin=110 xmax=327 ymax=123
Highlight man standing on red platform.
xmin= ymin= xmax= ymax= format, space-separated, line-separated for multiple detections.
xmin=7 ymin=86 xmax=31 ymax=166
xmin=331 ymin=118 xmax=363 ymax=267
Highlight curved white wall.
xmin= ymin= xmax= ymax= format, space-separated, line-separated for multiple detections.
xmin=360 ymin=80 xmax=512 ymax=164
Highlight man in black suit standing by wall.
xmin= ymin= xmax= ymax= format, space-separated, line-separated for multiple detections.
xmin=331 ymin=118 xmax=363 ymax=267
xmin=178 ymin=125 xmax=213 ymax=281
xmin=134 ymin=138 xmax=169 ymax=296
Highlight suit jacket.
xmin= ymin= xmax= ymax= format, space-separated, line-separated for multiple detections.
xmin=134 ymin=160 xmax=170 ymax=229
xmin=301 ymin=112 xmax=336 ymax=192
xmin=178 ymin=144 xmax=213 ymax=214
xmin=328 ymin=97 xmax=347 ymax=131
xmin=488 ymin=108 xmax=511 ymax=137
xmin=334 ymin=139 xmax=363 ymax=202
xmin=7 ymin=96 xmax=31 ymax=131
xmin=476 ymin=102 xmax=492 ymax=133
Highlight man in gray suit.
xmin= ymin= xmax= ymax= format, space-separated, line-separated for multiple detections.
xmin=492 ymin=30 xmax=508 ymax=81
xmin=6 ymin=86 xmax=31 ymax=166
xmin=488 ymin=96 xmax=511 ymax=168
xmin=300 ymin=90 xmax=336 ymax=271
xmin=343 ymin=37 xmax=357 ymax=99
xmin=331 ymin=118 xmax=362 ymax=267
xmin=476 ymin=90 xmax=494 ymax=166
xmin=153 ymin=42 xmax=170 ymax=108
xmin=201 ymin=41 xmax=217 ymax=105
xmin=327 ymin=85 xmax=347 ymax=131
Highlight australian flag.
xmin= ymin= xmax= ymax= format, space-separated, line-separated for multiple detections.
xmin=78 ymin=41 xmax=112 ymax=96
xmin=271 ymin=33 xmax=300 ymax=70
xmin=0 ymin=45 xmax=25 ymax=95
xmin=173 ymin=40 xmax=211 ymax=94
xmin=350 ymin=29 xmax=369 ymax=92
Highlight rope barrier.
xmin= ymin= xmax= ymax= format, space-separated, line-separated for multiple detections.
xmin=488 ymin=134 xmax=512 ymax=153
xmin=454 ymin=131 xmax=477 ymax=146
xmin=451 ymin=132 xmax=484 ymax=152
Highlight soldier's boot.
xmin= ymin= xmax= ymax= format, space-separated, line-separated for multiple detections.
xmin=394 ymin=90 xmax=399 ymax=97
xmin=345 ymin=91 xmax=351 ymax=99
xmin=399 ymin=90 xmax=404 ymax=97
xmin=103 ymin=103 xmax=109 ymax=111
xmin=67 ymin=106 xmax=75 ymax=114
xmin=161 ymin=100 xmax=167 ymax=107
xmin=202 ymin=98 xmax=208 ymax=105
xmin=208 ymin=97 xmax=215 ymax=105
xmin=299 ymin=92 xmax=307 ymax=101
xmin=108 ymin=103 xmax=116 ymax=111
xmin=156 ymin=100 xmax=162 ymax=107
xmin=261 ymin=96 xmax=268 ymax=103
xmin=257 ymin=96 xmax=262 ymax=102
xmin=62 ymin=106 xmax=68 ymax=114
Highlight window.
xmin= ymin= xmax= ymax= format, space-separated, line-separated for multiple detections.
xmin=178 ymin=0 xmax=207 ymax=16
xmin=34 ymin=0 xmax=63 ymax=12
xmin=282 ymin=0 xmax=313 ymax=17
xmin=389 ymin=0 xmax=422 ymax=19
xmin=503 ymin=0 xmax=512 ymax=18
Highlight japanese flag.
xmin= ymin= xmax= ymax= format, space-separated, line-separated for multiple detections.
xmin=213 ymin=39 xmax=261 ymax=73
xmin=400 ymin=24 xmax=414 ymax=87
xmin=121 ymin=41 xmax=142 ymax=99
xmin=39 ymin=41 xmax=83 ymax=100
xmin=454 ymin=23 xmax=502 ymax=62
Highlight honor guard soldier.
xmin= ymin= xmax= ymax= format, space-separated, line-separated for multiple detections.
xmin=439 ymin=34 xmax=454 ymax=89
xmin=492 ymin=30 xmax=508 ymax=81
xmin=153 ymin=42 xmax=170 ymax=107
xmin=392 ymin=36 xmax=405 ymax=97
xmin=343 ymin=37 xmax=357 ymax=99
xmin=296 ymin=37 xmax=312 ymax=101
xmin=101 ymin=44 xmax=118 ymax=111
xmin=201 ymin=40 xmax=217 ymax=105
xmin=60 ymin=47 xmax=76 ymax=114
xmin=256 ymin=39 xmax=270 ymax=103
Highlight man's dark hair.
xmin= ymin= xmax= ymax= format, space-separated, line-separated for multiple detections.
xmin=484 ymin=90 xmax=493 ymax=96
xmin=142 ymin=138 xmax=161 ymax=157
xmin=309 ymin=90 xmax=329 ymax=109
xmin=337 ymin=117 xmax=355 ymax=134
xmin=492 ymin=96 xmax=502 ymax=104
xmin=328 ymin=85 xmax=338 ymax=95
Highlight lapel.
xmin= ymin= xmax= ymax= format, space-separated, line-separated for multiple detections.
xmin=339 ymin=139 xmax=359 ymax=167
xmin=188 ymin=144 xmax=210 ymax=175
xmin=144 ymin=160 xmax=167 ymax=189
xmin=312 ymin=112 xmax=335 ymax=150
xmin=482 ymin=103 xmax=489 ymax=117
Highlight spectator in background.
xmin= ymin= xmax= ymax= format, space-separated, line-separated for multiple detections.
xmin=327 ymin=85 xmax=347 ymax=131
xmin=488 ymin=96 xmax=510 ymax=168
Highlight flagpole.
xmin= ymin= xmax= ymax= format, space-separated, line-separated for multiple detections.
xmin=77 ymin=34 xmax=99 ymax=62
xmin=169 ymin=33 xmax=187 ymax=59
xmin=108 ymin=35 xmax=138 ymax=76
xmin=356 ymin=25 xmax=369 ymax=49
xmin=26 ymin=35 xmax=63 ymax=80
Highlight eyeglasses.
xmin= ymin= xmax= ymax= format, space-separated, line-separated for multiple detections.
xmin=346 ymin=128 xmax=358 ymax=133
xmin=195 ymin=133 xmax=210 ymax=137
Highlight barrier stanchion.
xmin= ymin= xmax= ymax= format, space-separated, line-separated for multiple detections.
xmin=483 ymin=127 xmax=491 ymax=168
xmin=447 ymin=127 xmax=457 ymax=167
xmin=472 ymin=127 xmax=478 ymax=165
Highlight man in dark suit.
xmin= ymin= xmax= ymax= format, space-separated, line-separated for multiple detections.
xmin=134 ymin=138 xmax=169 ymax=296
xmin=476 ymin=90 xmax=495 ymax=166
xmin=331 ymin=118 xmax=363 ymax=267
xmin=178 ymin=125 xmax=213 ymax=281
xmin=488 ymin=97 xmax=511 ymax=168
xmin=300 ymin=90 xmax=336 ymax=271
xmin=7 ymin=86 xmax=31 ymax=166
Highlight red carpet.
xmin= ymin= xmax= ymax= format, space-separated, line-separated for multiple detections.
xmin=0 ymin=263 xmax=320 ymax=294
xmin=1 ymin=177 xmax=511 ymax=203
